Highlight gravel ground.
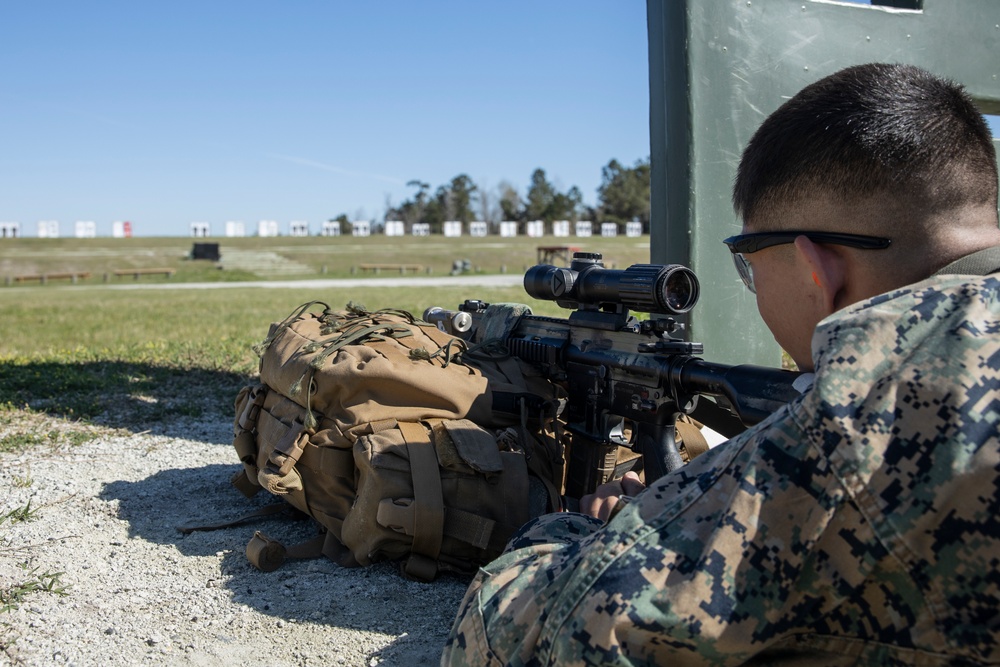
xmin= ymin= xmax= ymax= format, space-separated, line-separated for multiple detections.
xmin=0 ymin=414 xmax=469 ymax=667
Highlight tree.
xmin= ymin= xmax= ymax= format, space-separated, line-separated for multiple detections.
xmin=549 ymin=185 xmax=583 ymax=222
xmin=423 ymin=185 xmax=448 ymax=231
xmin=382 ymin=167 xmax=609 ymax=230
xmin=524 ymin=169 xmax=586 ymax=222
xmin=399 ymin=180 xmax=430 ymax=225
xmin=387 ymin=175 xmax=481 ymax=231
xmin=524 ymin=169 xmax=557 ymax=222
xmin=477 ymin=180 xmax=501 ymax=224
xmin=498 ymin=181 xmax=523 ymax=223
xmin=597 ymin=158 xmax=651 ymax=225
xmin=448 ymin=174 xmax=478 ymax=223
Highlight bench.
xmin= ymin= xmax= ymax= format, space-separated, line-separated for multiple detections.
xmin=9 ymin=272 xmax=92 ymax=285
xmin=352 ymin=264 xmax=425 ymax=275
xmin=536 ymin=245 xmax=581 ymax=265
xmin=111 ymin=268 xmax=176 ymax=280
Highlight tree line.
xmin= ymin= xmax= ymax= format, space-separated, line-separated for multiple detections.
xmin=331 ymin=157 xmax=651 ymax=233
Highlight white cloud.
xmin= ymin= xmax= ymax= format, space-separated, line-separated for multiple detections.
xmin=265 ymin=153 xmax=405 ymax=185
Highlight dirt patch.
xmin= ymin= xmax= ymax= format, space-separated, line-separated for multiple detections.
xmin=0 ymin=414 xmax=468 ymax=666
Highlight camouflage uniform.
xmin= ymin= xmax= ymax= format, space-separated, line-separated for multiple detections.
xmin=442 ymin=273 xmax=1000 ymax=666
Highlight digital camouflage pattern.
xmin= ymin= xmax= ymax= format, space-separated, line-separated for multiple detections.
xmin=442 ymin=274 xmax=1000 ymax=666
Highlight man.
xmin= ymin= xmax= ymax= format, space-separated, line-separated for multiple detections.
xmin=441 ymin=63 xmax=1000 ymax=665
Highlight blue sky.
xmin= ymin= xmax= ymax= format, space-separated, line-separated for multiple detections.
xmin=2 ymin=2 xmax=650 ymax=237
xmin=2 ymin=2 xmax=998 ymax=238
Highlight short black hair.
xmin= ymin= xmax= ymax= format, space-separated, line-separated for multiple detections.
xmin=733 ymin=63 xmax=998 ymax=226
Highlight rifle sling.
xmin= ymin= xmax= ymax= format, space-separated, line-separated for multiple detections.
xmin=677 ymin=418 xmax=710 ymax=460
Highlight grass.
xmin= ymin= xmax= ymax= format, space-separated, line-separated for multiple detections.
xmin=0 ymin=234 xmax=651 ymax=284
xmin=0 ymin=503 xmax=70 ymax=616
xmin=0 ymin=233 xmax=649 ymax=420
xmin=0 ymin=235 xmax=647 ymax=427
xmin=0 ymin=564 xmax=69 ymax=614
xmin=0 ymin=502 xmax=39 ymax=527
xmin=0 ymin=404 xmax=114 ymax=453
xmin=0 ymin=280 xmax=571 ymax=432
xmin=0 ymin=233 xmax=656 ymax=452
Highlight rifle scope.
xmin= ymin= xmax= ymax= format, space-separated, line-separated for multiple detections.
xmin=524 ymin=252 xmax=700 ymax=315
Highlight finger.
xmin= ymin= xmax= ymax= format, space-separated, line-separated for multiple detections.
xmin=579 ymin=493 xmax=617 ymax=521
xmin=596 ymin=497 xmax=620 ymax=522
xmin=620 ymin=472 xmax=646 ymax=496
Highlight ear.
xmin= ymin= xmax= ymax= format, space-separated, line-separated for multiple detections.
xmin=793 ymin=236 xmax=847 ymax=314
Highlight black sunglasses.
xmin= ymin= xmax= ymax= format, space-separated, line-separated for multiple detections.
xmin=722 ymin=231 xmax=891 ymax=293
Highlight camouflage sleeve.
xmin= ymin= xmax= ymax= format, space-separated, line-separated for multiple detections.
xmin=440 ymin=403 xmax=864 ymax=666
xmin=441 ymin=276 xmax=1000 ymax=666
xmin=503 ymin=512 xmax=605 ymax=551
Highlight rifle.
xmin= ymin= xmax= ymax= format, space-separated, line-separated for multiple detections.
xmin=425 ymin=251 xmax=803 ymax=500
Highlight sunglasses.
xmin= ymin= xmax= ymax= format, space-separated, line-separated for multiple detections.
xmin=722 ymin=231 xmax=892 ymax=293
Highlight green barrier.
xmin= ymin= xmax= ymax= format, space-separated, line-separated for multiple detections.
xmin=647 ymin=0 xmax=1000 ymax=366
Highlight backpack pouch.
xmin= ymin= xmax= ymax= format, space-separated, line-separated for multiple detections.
xmin=341 ymin=419 xmax=534 ymax=581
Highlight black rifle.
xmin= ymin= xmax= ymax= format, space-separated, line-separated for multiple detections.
xmin=425 ymin=251 xmax=802 ymax=500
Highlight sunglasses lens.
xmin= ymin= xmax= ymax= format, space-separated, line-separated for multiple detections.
xmin=731 ymin=253 xmax=755 ymax=293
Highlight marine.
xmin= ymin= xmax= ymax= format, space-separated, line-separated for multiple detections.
xmin=442 ymin=63 xmax=1000 ymax=666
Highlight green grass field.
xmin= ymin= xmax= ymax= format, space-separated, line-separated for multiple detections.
xmin=0 ymin=234 xmax=651 ymax=283
xmin=0 ymin=284 xmax=556 ymax=440
xmin=1 ymin=234 xmax=648 ymax=449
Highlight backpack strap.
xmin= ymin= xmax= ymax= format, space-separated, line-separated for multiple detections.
xmin=176 ymin=502 xmax=290 ymax=535
xmin=375 ymin=501 xmax=500 ymax=552
xmin=252 ymin=301 xmax=331 ymax=357
xmin=231 ymin=385 xmax=270 ymax=495
xmin=245 ymin=530 xmax=358 ymax=572
xmin=397 ymin=421 xmax=445 ymax=581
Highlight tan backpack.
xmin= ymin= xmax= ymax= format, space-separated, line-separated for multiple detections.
xmin=228 ymin=302 xmax=566 ymax=580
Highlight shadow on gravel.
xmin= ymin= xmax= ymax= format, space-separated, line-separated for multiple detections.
xmin=100 ymin=463 xmax=467 ymax=666
xmin=0 ymin=359 xmax=250 ymax=441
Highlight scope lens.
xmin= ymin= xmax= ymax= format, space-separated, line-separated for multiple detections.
xmin=661 ymin=267 xmax=699 ymax=313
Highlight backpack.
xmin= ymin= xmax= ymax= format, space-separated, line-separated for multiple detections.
xmin=228 ymin=302 xmax=566 ymax=580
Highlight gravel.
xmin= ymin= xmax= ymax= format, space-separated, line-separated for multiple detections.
xmin=0 ymin=413 xmax=469 ymax=667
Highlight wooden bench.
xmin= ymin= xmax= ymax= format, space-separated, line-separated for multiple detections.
xmin=111 ymin=268 xmax=176 ymax=280
xmin=9 ymin=272 xmax=92 ymax=285
xmin=536 ymin=245 xmax=581 ymax=265
xmin=352 ymin=264 xmax=425 ymax=275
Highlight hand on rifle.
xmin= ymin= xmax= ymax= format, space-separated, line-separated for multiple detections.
xmin=580 ymin=471 xmax=646 ymax=522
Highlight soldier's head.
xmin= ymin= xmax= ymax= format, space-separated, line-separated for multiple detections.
xmin=728 ymin=62 xmax=1000 ymax=370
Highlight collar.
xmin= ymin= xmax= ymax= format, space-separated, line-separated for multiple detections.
xmin=933 ymin=245 xmax=1000 ymax=276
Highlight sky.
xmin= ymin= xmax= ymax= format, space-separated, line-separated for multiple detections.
xmin=2 ymin=2 xmax=998 ymax=238
xmin=1 ymin=2 xmax=650 ymax=237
